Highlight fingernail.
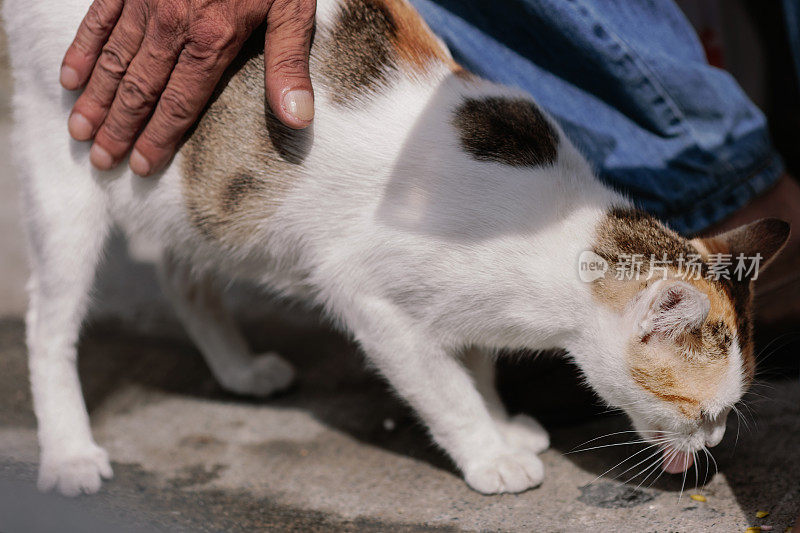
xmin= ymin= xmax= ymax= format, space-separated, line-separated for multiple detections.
xmin=68 ymin=113 xmax=94 ymax=141
xmin=129 ymin=149 xmax=151 ymax=176
xmin=60 ymin=65 xmax=80 ymax=89
xmin=90 ymin=144 xmax=114 ymax=170
xmin=282 ymin=89 xmax=314 ymax=124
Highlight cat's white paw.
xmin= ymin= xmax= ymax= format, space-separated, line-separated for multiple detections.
xmin=463 ymin=449 xmax=544 ymax=494
xmin=38 ymin=444 xmax=113 ymax=497
xmin=498 ymin=413 xmax=550 ymax=454
xmin=220 ymin=352 xmax=296 ymax=397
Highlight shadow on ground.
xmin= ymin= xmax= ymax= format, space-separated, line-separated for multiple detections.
xmin=2 ymin=285 xmax=798 ymax=531
xmin=77 ymin=308 xmax=800 ymax=529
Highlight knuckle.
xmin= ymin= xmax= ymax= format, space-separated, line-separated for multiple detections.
xmin=117 ymin=75 xmax=155 ymax=114
xmin=100 ymin=116 xmax=134 ymax=144
xmin=268 ymin=52 xmax=309 ymax=76
xmin=154 ymin=0 xmax=189 ymax=36
xmin=82 ymin=2 xmax=116 ymax=38
xmin=141 ymin=41 xmax=175 ymax=64
xmin=267 ymin=0 xmax=316 ymax=31
xmin=159 ymin=89 xmax=194 ymax=122
xmin=274 ymin=0 xmax=316 ymax=21
xmin=96 ymin=45 xmax=127 ymax=77
xmin=189 ymin=19 xmax=238 ymax=55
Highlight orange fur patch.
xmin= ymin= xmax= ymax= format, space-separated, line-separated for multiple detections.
xmin=380 ymin=0 xmax=461 ymax=74
xmin=628 ymin=330 xmax=729 ymax=420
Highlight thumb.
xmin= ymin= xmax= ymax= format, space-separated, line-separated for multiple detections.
xmin=264 ymin=0 xmax=316 ymax=129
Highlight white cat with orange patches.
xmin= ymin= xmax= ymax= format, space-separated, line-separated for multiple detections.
xmin=4 ymin=0 xmax=789 ymax=497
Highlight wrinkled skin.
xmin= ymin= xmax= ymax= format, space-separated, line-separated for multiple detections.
xmin=61 ymin=0 xmax=317 ymax=176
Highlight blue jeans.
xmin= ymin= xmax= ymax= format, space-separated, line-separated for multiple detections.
xmin=410 ymin=0 xmax=789 ymax=235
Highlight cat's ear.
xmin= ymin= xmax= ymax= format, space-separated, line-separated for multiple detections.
xmin=637 ymin=281 xmax=710 ymax=340
xmin=692 ymin=218 xmax=790 ymax=274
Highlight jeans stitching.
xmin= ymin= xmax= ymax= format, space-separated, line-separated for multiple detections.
xmin=666 ymin=154 xmax=783 ymax=234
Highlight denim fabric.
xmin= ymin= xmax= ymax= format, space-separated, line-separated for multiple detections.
xmin=410 ymin=0 xmax=785 ymax=235
xmin=784 ymin=0 xmax=800 ymax=88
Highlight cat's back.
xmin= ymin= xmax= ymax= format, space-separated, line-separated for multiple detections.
xmin=175 ymin=0 xmax=465 ymax=244
xmin=5 ymin=0 xmax=598 ymax=269
xmin=4 ymin=0 xmax=459 ymax=244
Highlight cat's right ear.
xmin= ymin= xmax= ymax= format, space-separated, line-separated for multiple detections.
xmin=691 ymin=218 xmax=791 ymax=274
xmin=636 ymin=281 xmax=710 ymax=340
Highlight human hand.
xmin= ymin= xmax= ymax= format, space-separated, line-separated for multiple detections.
xmin=61 ymin=0 xmax=316 ymax=176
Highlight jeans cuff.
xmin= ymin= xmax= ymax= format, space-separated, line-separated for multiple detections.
xmin=665 ymin=151 xmax=785 ymax=236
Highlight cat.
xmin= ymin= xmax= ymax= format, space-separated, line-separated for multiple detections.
xmin=3 ymin=0 xmax=789 ymax=497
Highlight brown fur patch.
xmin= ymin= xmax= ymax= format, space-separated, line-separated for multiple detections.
xmin=180 ymin=31 xmax=309 ymax=243
xmin=179 ymin=0 xmax=460 ymax=241
xmin=591 ymin=208 xmax=756 ymax=412
xmin=319 ymin=0 xmax=398 ymax=105
xmin=452 ymin=97 xmax=559 ymax=167
xmin=319 ymin=0 xmax=460 ymax=105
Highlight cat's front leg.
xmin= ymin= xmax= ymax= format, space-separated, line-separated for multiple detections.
xmin=345 ymin=298 xmax=544 ymax=494
xmin=463 ymin=348 xmax=550 ymax=455
xmin=24 ymin=179 xmax=113 ymax=496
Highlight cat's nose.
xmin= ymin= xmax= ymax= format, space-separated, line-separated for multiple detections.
xmin=704 ymin=425 xmax=725 ymax=447
xmin=700 ymin=407 xmax=730 ymax=447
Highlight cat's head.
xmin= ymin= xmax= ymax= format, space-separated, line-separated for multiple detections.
xmin=583 ymin=209 xmax=789 ymax=473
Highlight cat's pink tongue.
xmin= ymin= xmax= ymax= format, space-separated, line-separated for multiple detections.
xmin=662 ymin=448 xmax=694 ymax=474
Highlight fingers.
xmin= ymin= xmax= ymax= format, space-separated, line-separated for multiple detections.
xmin=61 ymin=0 xmax=125 ymax=90
xmin=68 ymin=2 xmax=147 ymax=143
xmin=65 ymin=0 xmax=311 ymax=174
xmin=131 ymin=31 xmax=236 ymax=175
xmin=90 ymin=11 xmax=185 ymax=172
xmin=264 ymin=0 xmax=316 ymax=129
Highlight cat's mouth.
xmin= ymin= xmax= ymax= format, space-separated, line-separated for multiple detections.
xmin=660 ymin=446 xmax=694 ymax=474
xmin=649 ymin=431 xmax=695 ymax=474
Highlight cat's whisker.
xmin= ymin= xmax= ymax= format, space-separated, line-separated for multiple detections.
xmin=565 ymin=439 xmax=652 ymax=455
xmin=566 ymin=430 xmax=669 ymax=453
xmin=632 ymin=447 xmax=670 ymax=491
xmin=612 ymin=445 xmax=668 ymax=483
xmin=731 ymin=404 xmax=751 ymax=434
xmin=586 ymin=443 xmax=662 ymax=486
xmin=678 ymin=451 xmax=690 ymax=501
xmin=753 ymin=331 xmax=800 ymax=359
xmin=645 ymin=446 xmax=677 ymax=490
xmin=624 ymin=446 xmax=670 ymax=487
xmin=733 ymin=405 xmax=742 ymax=451
xmin=738 ymin=402 xmax=759 ymax=432
xmin=570 ymin=433 xmax=674 ymax=452
xmin=704 ymin=445 xmax=719 ymax=479
xmin=753 ymin=331 xmax=800 ymax=367
xmin=749 ymin=378 xmax=779 ymax=391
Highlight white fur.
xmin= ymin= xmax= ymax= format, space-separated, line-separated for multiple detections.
xmin=3 ymin=0 xmax=745 ymax=496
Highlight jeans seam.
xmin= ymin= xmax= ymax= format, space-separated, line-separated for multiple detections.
xmin=665 ymin=153 xmax=784 ymax=234
xmin=565 ymin=0 xmax=710 ymax=147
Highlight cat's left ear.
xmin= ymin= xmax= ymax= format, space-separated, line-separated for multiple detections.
xmin=691 ymin=218 xmax=791 ymax=275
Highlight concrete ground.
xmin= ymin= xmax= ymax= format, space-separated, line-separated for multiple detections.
xmin=1 ymin=12 xmax=799 ymax=533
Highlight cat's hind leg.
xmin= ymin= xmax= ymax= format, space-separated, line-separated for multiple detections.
xmin=23 ymin=172 xmax=113 ymax=496
xmin=157 ymin=254 xmax=295 ymax=397
xmin=463 ymin=348 xmax=550 ymax=455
